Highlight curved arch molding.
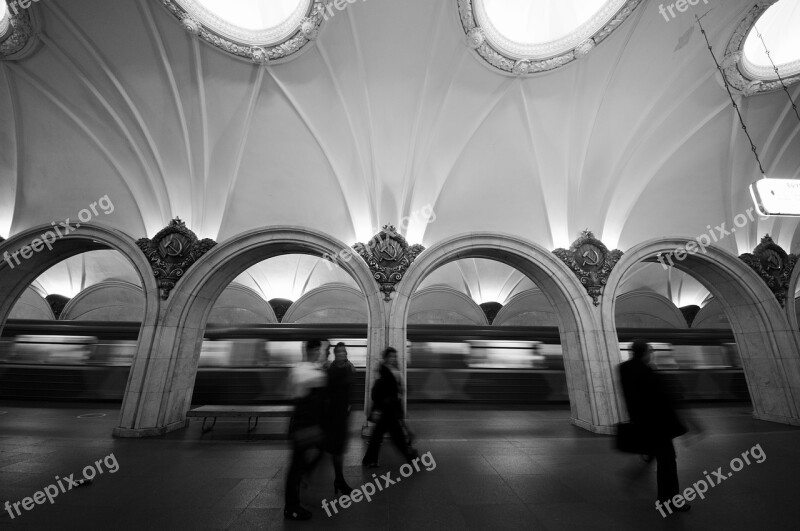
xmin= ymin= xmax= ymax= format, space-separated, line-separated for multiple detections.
xmin=457 ymin=0 xmax=643 ymax=76
xmin=722 ymin=1 xmax=800 ymax=96
xmin=0 ymin=3 xmax=41 ymax=60
xmin=159 ymin=0 xmax=324 ymax=65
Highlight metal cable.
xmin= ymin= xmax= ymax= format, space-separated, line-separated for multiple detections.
xmin=696 ymin=15 xmax=767 ymax=176
xmin=753 ymin=24 xmax=800 ymax=123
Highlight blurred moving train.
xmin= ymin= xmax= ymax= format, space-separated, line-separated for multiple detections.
xmin=0 ymin=320 xmax=748 ymax=405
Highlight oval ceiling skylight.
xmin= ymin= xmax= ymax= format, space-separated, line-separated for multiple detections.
xmin=742 ymin=0 xmax=800 ymax=80
xmin=175 ymin=0 xmax=311 ymax=45
xmin=0 ymin=2 xmax=11 ymax=41
xmin=458 ymin=0 xmax=642 ymax=75
xmin=164 ymin=0 xmax=322 ymax=64
xmin=477 ymin=0 xmax=625 ymax=58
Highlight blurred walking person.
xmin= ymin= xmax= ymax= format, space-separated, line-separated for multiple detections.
xmin=284 ymin=340 xmax=327 ymax=521
xmin=619 ymin=340 xmax=690 ymax=514
xmin=362 ymin=347 xmax=418 ymax=467
xmin=324 ymin=342 xmax=356 ymax=496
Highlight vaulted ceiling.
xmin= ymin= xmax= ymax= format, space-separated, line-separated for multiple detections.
xmin=2 ymin=0 xmax=799 ymax=307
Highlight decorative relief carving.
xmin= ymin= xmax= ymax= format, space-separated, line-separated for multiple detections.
xmin=136 ymin=218 xmax=216 ymax=299
xmin=457 ymin=0 xmax=642 ymax=76
xmin=739 ymin=235 xmax=798 ymax=307
xmin=159 ymin=1 xmax=325 ymax=65
xmin=553 ymin=230 xmax=623 ymax=306
xmin=722 ymin=2 xmax=800 ymax=96
xmin=0 ymin=6 xmax=40 ymax=61
xmin=353 ymin=225 xmax=425 ymax=301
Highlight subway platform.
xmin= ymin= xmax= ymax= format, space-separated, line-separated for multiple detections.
xmin=1 ymin=403 xmax=798 ymax=530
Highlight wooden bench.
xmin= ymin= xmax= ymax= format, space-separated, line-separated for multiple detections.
xmin=186 ymin=405 xmax=293 ymax=433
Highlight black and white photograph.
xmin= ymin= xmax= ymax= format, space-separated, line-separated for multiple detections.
xmin=1 ymin=0 xmax=799 ymax=529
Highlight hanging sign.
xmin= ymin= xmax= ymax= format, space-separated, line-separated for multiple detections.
xmin=750 ymin=178 xmax=800 ymax=217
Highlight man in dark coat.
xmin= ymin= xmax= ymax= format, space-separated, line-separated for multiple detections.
xmin=619 ymin=339 xmax=689 ymax=514
xmin=362 ymin=347 xmax=417 ymax=466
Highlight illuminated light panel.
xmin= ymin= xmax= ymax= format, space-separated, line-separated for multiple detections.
xmin=476 ymin=0 xmax=626 ymax=59
xmin=176 ymin=0 xmax=311 ymax=45
xmin=743 ymin=0 xmax=800 ymax=79
xmin=750 ymin=178 xmax=800 ymax=217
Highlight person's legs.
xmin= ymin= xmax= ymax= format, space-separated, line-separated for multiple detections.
xmin=655 ymin=439 xmax=679 ymax=502
xmin=284 ymin=445 xmax=305 ymax=508
xmin=387 ymin=417 xmax=415 ymax=459
xmin=333 ymin=453 xmax=345 ymax=482
xmin=363 ymin=416 xmax=389 ymax=464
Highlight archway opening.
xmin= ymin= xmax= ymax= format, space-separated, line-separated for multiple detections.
xmin=388 ymin=234 xmax=616 ymax=434
xmin=191 ymin=253 xmax=370 ymax=412
xmin=603 ymin=239 xmax=799 ymax=426
xmin=0 ymin=225 xmax=160 ymax=426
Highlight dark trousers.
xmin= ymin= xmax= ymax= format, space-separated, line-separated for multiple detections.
xmin=653 ymin=439 xmax=679 ymax=502
xmin=364 ymin=412 xmax=410 ymax=463
xmin=284 ymin=443 xmax=306 ymax=508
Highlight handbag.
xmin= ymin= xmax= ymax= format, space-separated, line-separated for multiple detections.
xmin=615 ymin=422 xmax=648 ymax=454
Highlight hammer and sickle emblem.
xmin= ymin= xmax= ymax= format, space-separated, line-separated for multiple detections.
xmin=160 ymin=235 xmax=185 ymax=258
xmin=765 ymin=251 xmax=782 ymax=271
xmin=582 ymin=248 xmax=601 ymax=267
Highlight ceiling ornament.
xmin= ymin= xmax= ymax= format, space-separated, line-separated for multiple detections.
xmin=456 ymin=0 xmax=642 ymax=76
xmin=722 ymin=2 xmax=800 ymax=96
xmin=553 ymin=230 xmax=623 ymax=306
xmin=0 ymin=3 xmax=40 ymax=61
xmin=136 ymin=218 xmax=217 ymax=299
xmin=739 ymin=235 xmax=798 ymax=307
xmin=160 ymin=1 xmax=324 ymax=65
xmin=353 ymin=225 xmax=425 ymax=302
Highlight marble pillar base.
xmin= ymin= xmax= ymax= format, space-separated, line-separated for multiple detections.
xmin=112 ymin=418 xmax=190 ymax=438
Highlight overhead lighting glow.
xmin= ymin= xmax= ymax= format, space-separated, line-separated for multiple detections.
xmin=750 ymin=178 xmax=800 ymax=217
xmin=742 ymin=0 xmax=800 ymax=79
xmin=476 ymin=0 xmax=626 ymax=58
xmin=176 ymin=0 xmax=310 ymax=45
xmin=0 ymin=2 xmax=10 ymax=40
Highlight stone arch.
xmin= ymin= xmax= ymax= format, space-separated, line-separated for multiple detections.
xmin=117 ymin=227 xmax=384 ymax=436
xmin=0 ymin=223 xmax=161 ymax=434
xmin=60 ymin=280 xmax=145 ymax=321
xmin=409 ymin=285 xmax=488 ymax=325
xmin=388 ymin=233 xmax=618 ymax=433
xmin=787 ymin=264 xmax=800 ymax=331
xmin=282 ymin=283 xmax=367 ymax=324
xmin=603 ymin=238 xmax=800 ymax=426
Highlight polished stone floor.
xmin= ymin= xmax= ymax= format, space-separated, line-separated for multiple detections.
xmin=0 ymin=402 xmax=798 ymax=530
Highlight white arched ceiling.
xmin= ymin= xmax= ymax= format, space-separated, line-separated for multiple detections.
xmin=416 ymin=258 xmax=536 ymax=305
xmin=617 ymin=262 xmax=712 ymax=308
xmin=231 ymin=254 xmax=358 ymax=302
xmin=30 ymin=250 xmax=140 ymax=298
xmin=0 ymin=0 xmax=799 ymax=301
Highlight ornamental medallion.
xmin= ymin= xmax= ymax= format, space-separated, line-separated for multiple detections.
xmin=136 ymin=218 xmax=217 ymax=299
xmin=553 ymin=230 xmax=623 ymax=306
xmin=353 ymin=225 xmax=425 ymax=301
